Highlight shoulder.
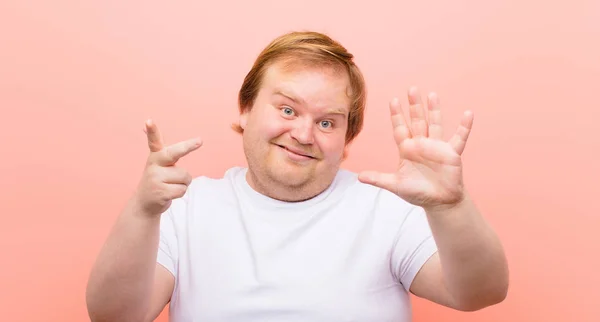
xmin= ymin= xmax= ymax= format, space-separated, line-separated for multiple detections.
xmin=165 ymin=166 xmax=244 ymax=215
xmin=336 ymin=170 xmax=424 ymax=229
xmin=188 ymin=166 xmax=245 ymax=195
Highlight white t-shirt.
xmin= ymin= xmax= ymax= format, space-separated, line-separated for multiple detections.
xmin=158 ymin=167 xmax=438 ymax=322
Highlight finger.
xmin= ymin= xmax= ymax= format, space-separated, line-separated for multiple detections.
xmin=166 ymin=183 xmax=188 ymax=200
xmin=145 ymin=119 xmax=164 ymax=152
xmin=427 ymin=92 xmax=444 ymax=140
xmin=390 ymin=97 xmax=411 ymax=149
xmin=155 ymin=137 xmax=202 ymax=166
xmin=449 ymin=110 xmax=474 ymax=155
xmin=163 ymin=166 xmax=193 ymax=186
xmin=358 ymin=171 xmax=399 ymax=194
xmin=408 ymin=86 xmax=428 ymax=137
xmin=400 ymin=139 xmax=461 ymax=166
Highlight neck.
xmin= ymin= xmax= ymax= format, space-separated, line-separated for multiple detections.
xmin=245 ymin=169 xmax=327 ymax=202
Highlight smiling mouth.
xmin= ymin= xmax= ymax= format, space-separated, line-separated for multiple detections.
xmin=276 ymin=144 xmax=314 ymax=159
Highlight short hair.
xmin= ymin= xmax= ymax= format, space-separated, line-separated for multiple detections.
xmin=233 ymin=31 xmax=367 ymax=144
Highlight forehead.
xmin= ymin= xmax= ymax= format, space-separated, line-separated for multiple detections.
xmin=261 ymin=62 xmax=352 ymax=106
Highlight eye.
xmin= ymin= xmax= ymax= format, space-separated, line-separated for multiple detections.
xmin=281 ymin=106 xmax=295 ymax=117
xmin=319 ymin=120 xmax=333 ymax=129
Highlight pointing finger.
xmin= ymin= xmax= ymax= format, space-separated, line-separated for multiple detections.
xmin=155 ymin=137 xmax=203 ymax=166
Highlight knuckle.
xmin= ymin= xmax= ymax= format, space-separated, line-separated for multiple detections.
xmin=173 ymin=167 xmax=191 ymax=185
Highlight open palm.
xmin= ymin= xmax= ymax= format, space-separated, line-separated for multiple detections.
xmin=358 ymin=87 xmax=474 ymax=209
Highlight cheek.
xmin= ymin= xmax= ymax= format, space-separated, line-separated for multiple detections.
xmin=248 ymin=113 xmax=288 ymax=142
xmin=318 ymin=137 xmax=346 ymax=160
xmin=262 ymin=123 xmax=288 ymax=142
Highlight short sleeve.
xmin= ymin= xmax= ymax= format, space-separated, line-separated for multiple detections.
xmin=157 ymin=206 xmax=178 ymax=278
xmin=391 ymin=205 xmax=438 ymax=292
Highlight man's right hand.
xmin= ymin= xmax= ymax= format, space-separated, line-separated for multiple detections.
xmin=133 ymin=119 xmax=202 ymax=218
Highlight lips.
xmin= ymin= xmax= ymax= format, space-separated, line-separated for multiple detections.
xmin=276 ymin=144 xmax=314 ymax=159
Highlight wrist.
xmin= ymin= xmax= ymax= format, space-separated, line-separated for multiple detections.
xmin=127 ymin=195 xmax=162 ymax=221
xmin=423 ymin=191 xmax=469 ymax=216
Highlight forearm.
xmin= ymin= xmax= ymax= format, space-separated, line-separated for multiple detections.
xmin=86 ymin=198 xmax=161 ymax=322
xmin=424 ymin=192 xmax=509 ymax=310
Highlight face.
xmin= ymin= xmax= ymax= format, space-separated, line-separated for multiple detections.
xmin=239 ymin=62 xmax=351 ymax=201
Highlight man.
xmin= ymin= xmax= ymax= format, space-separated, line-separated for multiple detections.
xmin=86 ymin=31 xmax=509 ymax=322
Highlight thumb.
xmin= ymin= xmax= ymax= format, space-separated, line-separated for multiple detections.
xmin=144 ymin=119 xmax=164 ymax=153
xmin=358 ymin=171 xmax=398 ymax=193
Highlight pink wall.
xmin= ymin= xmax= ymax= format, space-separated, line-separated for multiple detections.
xmin=1 ymin=1 xmax=599 ymax=321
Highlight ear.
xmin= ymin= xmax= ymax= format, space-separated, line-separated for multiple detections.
xmin=239 ymin=108 xmax=249 ymax=130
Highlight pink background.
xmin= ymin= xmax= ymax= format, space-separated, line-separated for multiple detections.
xmin=1 ymin=0 xmax=599 ymax=321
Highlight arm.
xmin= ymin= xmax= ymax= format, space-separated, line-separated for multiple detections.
xmin=86 ymin=200 xmax=174 ymax=322
xmin=86 ymin=119 xmax=201 ymax=321
xmin=410 ymin=193 xmax=509 ymax=311
xmin=358 ymin=87 xmax=508 ymax=311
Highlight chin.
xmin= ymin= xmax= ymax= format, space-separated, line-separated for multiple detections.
xmin=267 ymin=162 xmax=313 ymax=187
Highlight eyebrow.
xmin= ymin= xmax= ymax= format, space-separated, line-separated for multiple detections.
xmin=274 ymin=90 xmax=305 ymax=105
xmin=273 ymin=90 xmax=347 ymax=117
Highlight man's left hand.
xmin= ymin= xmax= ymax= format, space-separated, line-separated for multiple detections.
xmin=359 ymin=87 xmax=474 ymax=211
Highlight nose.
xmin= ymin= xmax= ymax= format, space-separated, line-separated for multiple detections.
xmin=290 ymin=118 xmax=314 ymax=145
